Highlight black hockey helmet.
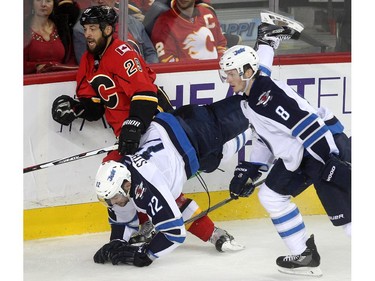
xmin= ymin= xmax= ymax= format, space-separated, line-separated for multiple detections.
xmin=80 ymin=5 xmax=118 ymax=28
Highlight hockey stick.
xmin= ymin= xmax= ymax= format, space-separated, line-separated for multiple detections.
xmin=23 ymin=144 xmax=118 ymax=173
xmin=184 ymin=178 xmax=266 ymax=224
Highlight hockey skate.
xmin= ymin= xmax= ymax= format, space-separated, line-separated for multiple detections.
xmin=276 ymin=234 xmax=323 ymax=277
xmin=129 ymin=220 xmax=156 ymax=246
xmin=256 ymin=10 xmax=304 ymax=49
xmin=209 ymin=227 xmax=245 ymax=252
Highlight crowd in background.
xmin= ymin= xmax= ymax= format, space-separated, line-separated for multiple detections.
xmin=23 ymin=0 xmax=229 ymax=74
xmin=23 ymin=0 xmax=351 ymax=75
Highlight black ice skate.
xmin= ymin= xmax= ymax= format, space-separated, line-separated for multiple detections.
xmin=209 ymin=227 xmax=245 ymax=252
xmin=256 ymin=10 xmax=304 ymax=49
xmin=276 ymin=234 xmax=323 ymax=277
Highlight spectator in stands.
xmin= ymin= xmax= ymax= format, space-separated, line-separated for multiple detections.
xmin=73 ymin=0 xmax=159 ymax=64
xmin=335 ymin=0 xmax=351 ymax=52
xmin=128 ymin=0 xmax=155 ymax=22
xmin=24 ymin=0 xmax=80 ymax=74
xmin=130 ymin=1 xmax=213 ymax=39
xmin=131 ymin=0 xmax=170 ymax=36
xmin=150 ymin=0 xmax=227 ymax=63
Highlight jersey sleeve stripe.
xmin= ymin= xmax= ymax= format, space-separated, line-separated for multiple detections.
xmin=292 ymin=113 xmax=318 ymax=137
xmin=155 ymin=217 xmax=184 ymax=232
xmin=155 ymin=217 xmax=186 ymax=243
xmin=154 ymin=113 xmax=200 ymax=178
xmin=131 ymin=95 xmax=158 ymax=103
xmin=302 ymin=126 xmax=329 ymax=149
xmin=164 ymin=233 xmax=186 ymax=244
xmin=259 ymin=65 xmax=271 ymax=76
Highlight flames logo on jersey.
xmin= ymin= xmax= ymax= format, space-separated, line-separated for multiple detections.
xmin=89 ymin=74 xmax=119 ymax=109
xmin=256 ymin=90 xmax=272 ymax=107
xmin=182 ymin=27 xmax=218 ymax=60
xmin=135 ymin=181 xmax=146 ymax=200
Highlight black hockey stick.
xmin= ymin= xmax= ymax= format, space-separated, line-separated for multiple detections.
xmin=184 ymin=178 xmax=266 ymax=224
xmin=23 ymin=144 xmax=118 ymax=173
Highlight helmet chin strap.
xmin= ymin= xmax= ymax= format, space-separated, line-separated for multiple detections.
xmin=241 ymin=71 xmax=257 ymax=95
xmin=243 ymin=79 xmax=252 ymax=95
xmin=236 ymin=76 xmax=253 ymax=95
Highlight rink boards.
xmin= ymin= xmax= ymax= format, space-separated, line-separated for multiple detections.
xmin=23 ymin=57 xmax=351 ymax=240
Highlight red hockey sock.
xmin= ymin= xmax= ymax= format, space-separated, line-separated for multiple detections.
xmin=187 ymin=215 xmax=215 ymax=242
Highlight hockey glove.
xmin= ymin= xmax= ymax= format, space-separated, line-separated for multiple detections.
xmin=51 ymin=95 xmax=84 ymax=126
xmin=118 ymin=117 xmax=144 ymax=155
xmin=321 ymin=153 xmax=351 ymax=189
xmin=109 ymin=244 xmax=153 ymax=267
xmin=229 ymin=161 xmax=262 ymax=199
xmin=93 ymin=239 xmax=128 ymax=264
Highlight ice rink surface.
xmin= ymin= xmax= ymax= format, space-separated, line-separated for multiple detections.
xmin=24 ymin=215 xmax=352 ymax=281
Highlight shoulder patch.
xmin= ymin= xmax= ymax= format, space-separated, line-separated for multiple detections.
xmin=115 ymin=44 xmax=131 ymax=56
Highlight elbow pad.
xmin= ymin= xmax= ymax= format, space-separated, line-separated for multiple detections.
xmin=129 ymin=91 xmax=158 ymax=133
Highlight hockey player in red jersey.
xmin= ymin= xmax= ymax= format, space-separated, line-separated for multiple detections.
xmin=53 ymin=5 xmax=171 ymax=159
xmin=51 ymin=4 xmax=243 ymax=254
xmin=151 ymin=0 xmax=227 ymax=62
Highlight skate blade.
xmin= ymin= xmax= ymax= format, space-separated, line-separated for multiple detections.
xmin=277 ymin=265 xmax=323 ymax=277
xmin=260 ymin=10 xmax=304 ymax=33
xmin=220 ymin=240 xmax=246 ymax=252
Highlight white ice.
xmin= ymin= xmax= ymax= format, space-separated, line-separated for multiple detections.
xmin=23 ymin=215 xmax=352 ymax=281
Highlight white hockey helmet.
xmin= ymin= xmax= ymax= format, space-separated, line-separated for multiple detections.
xmin=219 ymin=45 xmax=259 ymax=81
xmin=94 ymin=160 xmax=131 ymax=206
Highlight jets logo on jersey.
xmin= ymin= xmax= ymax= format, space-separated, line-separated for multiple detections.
xmin=135 ymin=181 xmax=146 ymax=199
xmin=256 ymin=90 xmax=272 ymax=107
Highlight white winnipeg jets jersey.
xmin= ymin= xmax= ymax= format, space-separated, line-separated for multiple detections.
xmin=240 ymin=76 xmax=339 ymax=171
xmin=122 ymin=114 xmax=199 ymax=259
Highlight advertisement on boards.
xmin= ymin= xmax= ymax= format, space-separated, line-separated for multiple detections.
xmin=23 ymin=63 xmax=351 ymax=209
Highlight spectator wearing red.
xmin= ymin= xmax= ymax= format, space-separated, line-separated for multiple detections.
xmin=24 ymin=0 xmax=80 ymax=74
xmin=151 ymin=0 xmax=226 ymax=63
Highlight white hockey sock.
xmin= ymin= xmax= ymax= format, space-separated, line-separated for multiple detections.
xmin=221 ymin=128 xmax=252 ymax=163
xmin=270 ymin=203 xmax=307 ymax=255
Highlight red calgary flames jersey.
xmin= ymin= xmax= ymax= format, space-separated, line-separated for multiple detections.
xmin=76 ymin=39 xmax=158 ymax=136
xmin=151 ymin=1 xmax=227 ymax=63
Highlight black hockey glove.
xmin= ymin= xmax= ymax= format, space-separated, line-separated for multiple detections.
xmin=93 ymin=239 xmax=128 ymax=264
xmin=109 ymin=243 xmax=153 ymax=267
xmin=229 ymin=161 xmax=262 ymax=199
xmin=51 ymin=95 xmax=84 ymax=126
xmin=118 ymin=117 xmax=144 ymax=155
xmin=321 ymin=153 xmax=351 ymax=188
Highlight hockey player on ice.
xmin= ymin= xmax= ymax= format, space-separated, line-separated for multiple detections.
xmin=91 ymin=12 xmax=312 ymax=268
xmin=219 ymin=42 xmax=351 ymax=277
xmin=52 ymin=5 xmax=243 ymax=255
